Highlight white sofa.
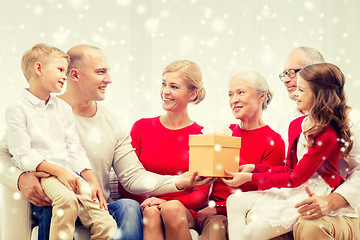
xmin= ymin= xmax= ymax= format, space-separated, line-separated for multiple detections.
xmin=0 ymin=171 xmax=200 ymax=240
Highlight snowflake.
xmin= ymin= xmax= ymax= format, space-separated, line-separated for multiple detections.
xmin=136 ymin=5 xmax=146 ymax=15
xmin=178 ymin=35 xmax=195 ymax=51
xmin=212 ymin=18 xmax=226 ymax=32
xmin=261 ymin=5 xmax=270 ymax=17
xmin=212 ymin=222 xmax=220 ymax=230
xmin=304 ymin=1 xmax=315 ymax=10
xmin=56 ymin=209 xmax=65 ymax=217
xmin=145 ymin=18 xmax=159 ymax=33
xmin=33 ymin=5 xmax=44 ymax=15
xmin=117 ymin=0 xmax=132 ymax=6
xmin=58 ymin=231 xmax=68 ymax=239
xmin=203 ymin=8 xmax=213 ymax=19
xmin=52 ymin=29 xmax=70 ymax=45
xmin=112 ymin=228 xmax=123 ymax=239
xmin=298 ymin=16 xmax=305 ymax=22
xmin=13 ymin=192 xmax=21 ymax=200
xmin=66 ymin=0 xmax=86 ymax=9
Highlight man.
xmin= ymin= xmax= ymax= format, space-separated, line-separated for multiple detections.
xmin=0 ymin=44 xmax=211 ymax=240
xmin=279 ymin=46 xmax=360 ymax=240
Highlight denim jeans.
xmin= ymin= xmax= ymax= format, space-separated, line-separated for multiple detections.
xmin=32 ymin=198 xmax=143 ymax=240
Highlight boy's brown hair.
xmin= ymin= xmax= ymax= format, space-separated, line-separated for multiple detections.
xmin=21 ymin=43 xmax=70 ymax=81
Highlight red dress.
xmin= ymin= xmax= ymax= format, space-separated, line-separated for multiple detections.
xmin=118 ymin=116 xmax=210 ymax=219
xmin=211 ymin=124 xmax=286 ymax=215
xmin=252 ymin=115 xmax=343 ymax=189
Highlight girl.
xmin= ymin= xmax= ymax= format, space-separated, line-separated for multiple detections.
xmin=224 ymin=63 xmax=354 ymax=240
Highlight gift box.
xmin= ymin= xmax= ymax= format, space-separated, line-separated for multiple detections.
xmin=189 ymin=134 xmax=241 ymax=177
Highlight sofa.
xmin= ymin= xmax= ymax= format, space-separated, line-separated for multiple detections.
xmin=1 ymin=169 xmax=200 ymax=240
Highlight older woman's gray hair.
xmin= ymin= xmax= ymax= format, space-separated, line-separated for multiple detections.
xmin=229 ymin=70 xmax=273 ymax=110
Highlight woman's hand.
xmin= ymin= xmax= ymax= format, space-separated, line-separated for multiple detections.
xmin=175 ymin=171 xmax=215 ymax=190
xmin=222 ymin=170 xmax=252 ymax=187
xmin=239 ymin=164 xmax=255 ymax=173
xmin=196 ymin=206 xmax=217 ymax=229
xmin=140 ymin=197 xmax=167 ymax=210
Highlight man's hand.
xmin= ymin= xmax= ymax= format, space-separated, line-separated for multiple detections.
xmin=295 ymin=185 xmax=348 ymax=220
xmin=196 ymin=206 xmax=217 ymax=229
xmin=18 ymin=171 xmax=52 ymax=206
xmin=175 ymin=171 xmax=215 ymax=190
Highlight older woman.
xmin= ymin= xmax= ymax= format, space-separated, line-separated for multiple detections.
xmin=196 ymin=70 xmax=285 ymax=240
xmin=119 ymin=60 xmax=210 ymax=240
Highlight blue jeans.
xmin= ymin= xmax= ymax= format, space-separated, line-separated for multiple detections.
xmin=32 ymin=198 xmax=143 ymax=240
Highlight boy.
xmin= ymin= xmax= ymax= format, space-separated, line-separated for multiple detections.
xmin=5 ymin=43 xmax=117 ymax=240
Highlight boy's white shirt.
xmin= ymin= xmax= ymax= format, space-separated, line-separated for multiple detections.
xmin=5 ymin=89 xmax=92 ymax=174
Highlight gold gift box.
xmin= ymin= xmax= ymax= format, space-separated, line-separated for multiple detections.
xmin=189 ymin=134 xmax=241 ymax=177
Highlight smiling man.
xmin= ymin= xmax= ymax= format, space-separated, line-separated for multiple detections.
xmin=280 ymin=47 xmax=325 ymax=100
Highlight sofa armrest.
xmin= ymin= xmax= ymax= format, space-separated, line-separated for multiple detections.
xmin=1 ymin=184 xmax=32 ymax=240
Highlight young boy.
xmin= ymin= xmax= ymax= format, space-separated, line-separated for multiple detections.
xmin=5 ymin=43 xmax=117 ymax=240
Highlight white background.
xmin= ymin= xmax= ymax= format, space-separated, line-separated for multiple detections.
xmin=1 ymin=0 xmax=360 ymax=237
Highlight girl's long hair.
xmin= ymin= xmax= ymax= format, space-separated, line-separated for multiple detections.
xmin=299 ymin=63 xmax=353 ymax=161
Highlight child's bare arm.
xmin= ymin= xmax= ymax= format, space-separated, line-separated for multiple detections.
xmin=36 ymin=160 xmax=80 ymax=193
xmin=80 ymin=169 xmax=108 ymax=210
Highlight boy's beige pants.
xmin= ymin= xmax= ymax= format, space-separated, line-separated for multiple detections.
xmin=41 ymin=176 xmax=117 ymax=240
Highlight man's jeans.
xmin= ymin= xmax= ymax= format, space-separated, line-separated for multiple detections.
xmin=32 ymin=198 xmax=143 ymax=240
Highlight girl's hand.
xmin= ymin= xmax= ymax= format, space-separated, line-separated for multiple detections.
xmin=239 ymin=164 xmax=255 ymax=173
xmin=222 ymin=170 xmax=252 ymax=187
xmin=140 ymin=197 xmax=167 ymax=210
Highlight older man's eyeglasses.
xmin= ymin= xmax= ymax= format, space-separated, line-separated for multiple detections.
xmin=279 ymin=69 xmax=301 ymax=81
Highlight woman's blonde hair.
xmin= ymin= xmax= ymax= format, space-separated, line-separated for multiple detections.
xmin=21 ymin=43 xmax=70 ymax=81
xmin=299 ymin=63 xmax=353 ymax=160
xmin=229 ymin=70 xmax=272 ymax=110
xmin=162 ymin=60 xmax=205 ymax=104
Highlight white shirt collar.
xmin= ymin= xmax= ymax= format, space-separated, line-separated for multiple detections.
xmin=23 ymin=89 xmax=56 ymax=106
